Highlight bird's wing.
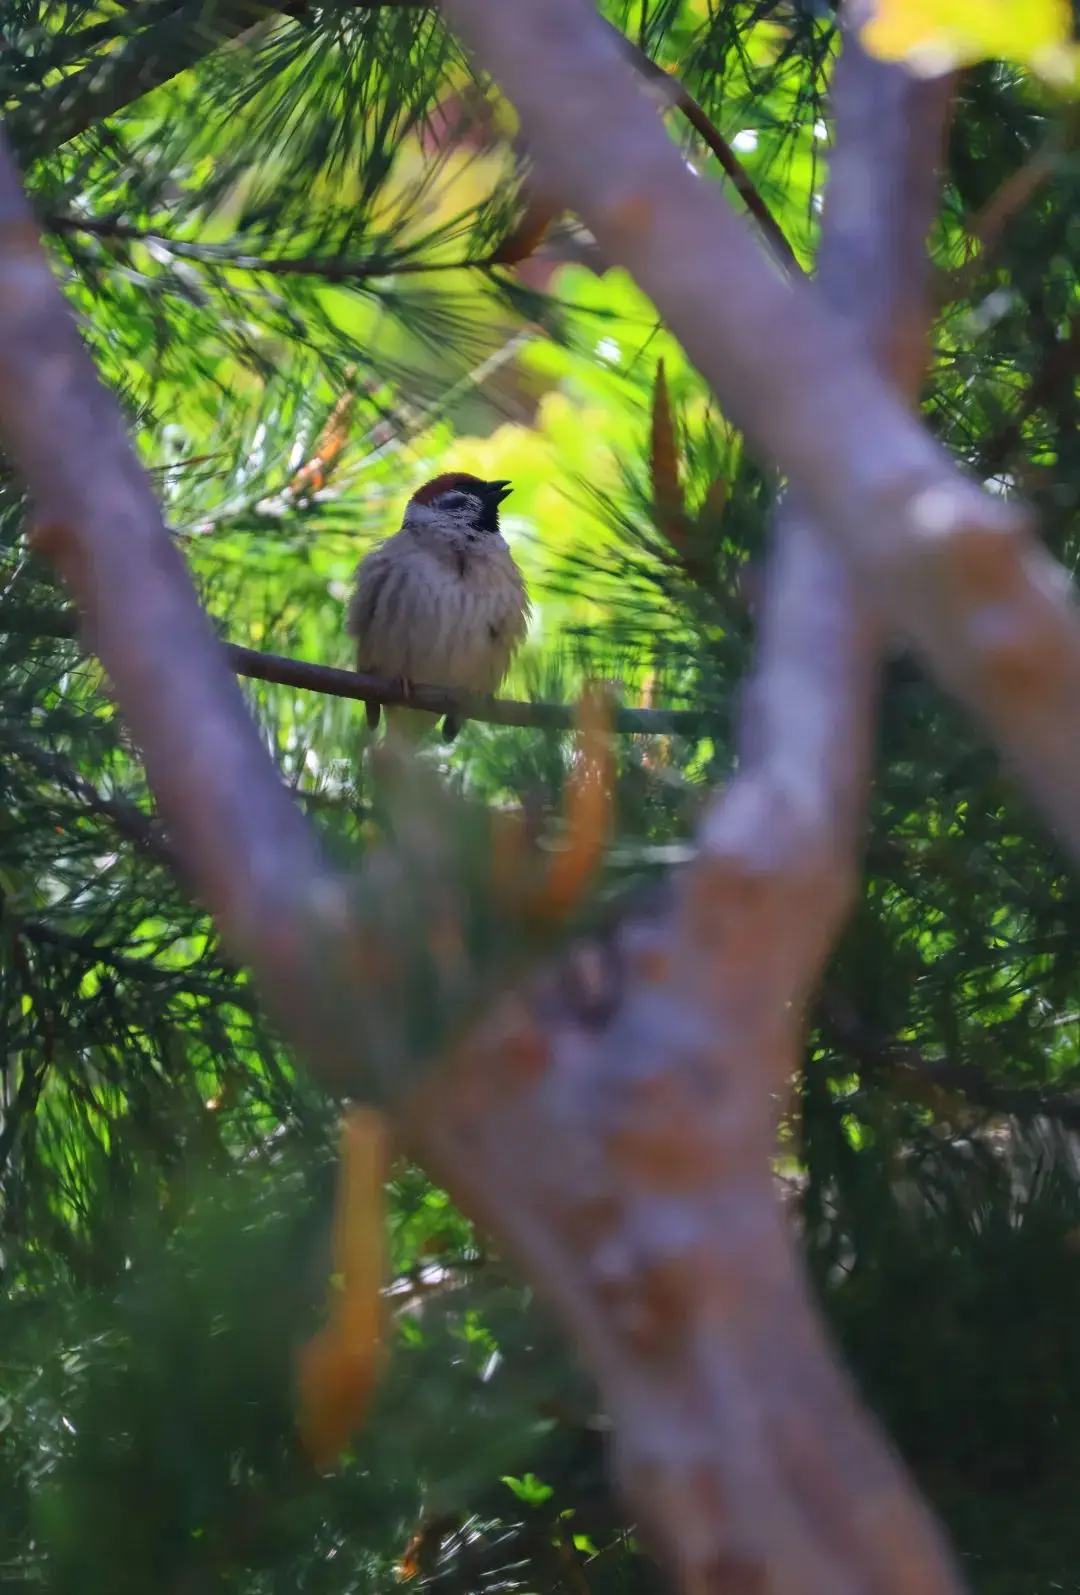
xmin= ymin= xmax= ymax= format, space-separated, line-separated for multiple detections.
xmin=348 ymin=544 xmax=400 ymax=730
xmin=347 ymin=544 xmax=394 ymax=655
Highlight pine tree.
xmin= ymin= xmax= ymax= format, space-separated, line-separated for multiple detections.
xmin=2 ymin=5 xmax=1080 ymax=1595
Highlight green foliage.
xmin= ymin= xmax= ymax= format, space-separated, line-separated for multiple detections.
xmin=4 ymin=4 xmax=1080 ymax=1595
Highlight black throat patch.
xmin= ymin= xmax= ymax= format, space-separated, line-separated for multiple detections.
xmin=474 ymin=498 xmax=501 ymax=536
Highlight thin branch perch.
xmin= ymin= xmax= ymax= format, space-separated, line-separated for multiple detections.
xmin=228 ymin=645 xmax=705 ymax=734
xmin=0 ymin=607 xmax=706 ymax=735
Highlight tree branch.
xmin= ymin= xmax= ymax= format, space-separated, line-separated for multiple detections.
xmin=0 ymin=608 xmax=707 ymax=734
xmin=603 ymin=22 xmax=803 ymax=279
xmin=227 ymin=645 xmax=706 ymax=734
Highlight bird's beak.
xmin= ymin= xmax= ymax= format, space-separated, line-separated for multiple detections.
xmin=483 ymin=479 xmax=513 ymax=506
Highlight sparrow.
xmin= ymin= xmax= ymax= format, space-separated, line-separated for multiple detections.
xmin=347 ymin=472 xmax=531 ymax=741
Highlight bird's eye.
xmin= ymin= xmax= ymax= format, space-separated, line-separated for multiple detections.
xmin=437 ymin=490 xmax=469 ymax=511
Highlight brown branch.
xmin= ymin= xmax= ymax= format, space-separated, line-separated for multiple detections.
xmin=603 ymin=22 xmax=803 ymax=279
xmin=228 ymin=645 xmax=706 ymax=734
xmin=977 ymin=312 xmax=1080 ymax=479
xmin=0 ymin=607 xmax=707 ymax=734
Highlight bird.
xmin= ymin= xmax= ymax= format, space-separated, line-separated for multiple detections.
xmin=347 ymin=472 xmax=531 ymax=742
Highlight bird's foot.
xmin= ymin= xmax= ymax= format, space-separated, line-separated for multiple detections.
xmin=364 ymin=675 xmax=412 ymax=731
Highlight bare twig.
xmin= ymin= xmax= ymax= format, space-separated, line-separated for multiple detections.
xmin=0 ymin=607 xmax=706 ymax=734
xmin=978 ymin=312 xmax=1080 ymax=479
xmin=603 ymin=22 xmax=803 ymax=278
xmin=228 ymin=645 xmax=705 ymax=734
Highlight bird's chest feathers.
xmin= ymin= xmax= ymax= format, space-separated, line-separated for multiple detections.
xmin=393 ymin=539 xmax=525 ymax=690
xmin=431 ymin=536 xmax=484 ymax=584
xmin=424 ymin=539 xmax=519 ymax=616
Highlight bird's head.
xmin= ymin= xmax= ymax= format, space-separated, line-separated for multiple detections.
xmin=404 ymin=472 xmax=513 ymax=540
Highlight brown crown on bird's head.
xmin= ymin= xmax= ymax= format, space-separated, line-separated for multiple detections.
xmin=409 ymin=472 xmax=513 ymax=536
